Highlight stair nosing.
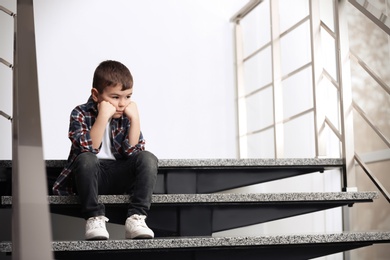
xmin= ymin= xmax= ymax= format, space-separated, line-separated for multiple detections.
xmin=0 ymin=158 xmax=344 ymax=169
xmin=1 ymin=192 xmax=378 ymax=206
xmin=1 ymin=231 xmax=390 ymax=253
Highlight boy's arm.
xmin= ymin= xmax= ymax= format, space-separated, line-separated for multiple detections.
xmin=124 ymin=101 xmax=141 ymax=146
xmin=90 ymin=101 xmax=116 ymax=149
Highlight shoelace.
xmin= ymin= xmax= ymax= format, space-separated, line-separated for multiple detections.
xmin=130 ymin=215 xmax=147 ymax=227
xmin=87 ymin=216 xmax=109 ymax=229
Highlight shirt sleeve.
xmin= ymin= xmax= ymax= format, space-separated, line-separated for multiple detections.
xmin=121 ymin=131 xmax=145 ymax=156
xmin=68 ymin=108 xmax=100 ymax=154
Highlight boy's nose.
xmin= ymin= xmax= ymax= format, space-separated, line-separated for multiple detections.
xmin=118 ymin=99 xmax=126 ymax=107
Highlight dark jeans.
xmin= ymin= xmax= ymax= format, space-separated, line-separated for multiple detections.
xmin=71 ymin=151 xmax=158 ymax=219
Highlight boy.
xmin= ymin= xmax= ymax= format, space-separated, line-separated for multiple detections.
xmin=53 ymin=60 xmax=158 ymax=240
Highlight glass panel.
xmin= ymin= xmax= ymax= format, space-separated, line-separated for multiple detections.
xmin=241 ymin=0 xmax=271 ymax=57
xmin=347 ymin=3 xmax=390 ymax=87
xmin=351 ymin=61 xmax=390 ymax=139
xmin=321 ymin=27 xmax=338 ymax=80
xmin=246 ymin=129 xmax=275 ymax=158
xmin=282 ymin=66 xmax=313 ymax=119
xmin=278 ymin=0 xmax=309 ymax=33
xmin=319 ymin=77 xmax=340 ymax=132
xmin=245 ymin=87 xmax=274 ymax=133
xmin=320 ymin=0 xmax=335 ymax=32
xmin=324 ymin=124 xmax=342 ymax=157
xmin=284 ymin=112 xmax=315 ymax=158
xmin=280 ymin=20 xmax=311 ymax=76
xmin=243 ymin=46 xmax=272 ymax=95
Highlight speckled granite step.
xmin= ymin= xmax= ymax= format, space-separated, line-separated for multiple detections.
xmin=0 ymin=191 xmax=378 ymax=206
xmin=1 ymin=192 xmax=378 ymax=236
xmin=1 ymin=231 xmax=390 ymax=260
xmin=0 ymin=158 xmax=345 ymax=194
xmin=0 ymin=158 xmax=344 ymax=168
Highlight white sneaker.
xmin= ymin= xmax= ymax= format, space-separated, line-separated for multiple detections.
xmin=125 ymin=214 xmax=154 ymax=239
xmin=85 ymin=216 xmax=109 ymax=240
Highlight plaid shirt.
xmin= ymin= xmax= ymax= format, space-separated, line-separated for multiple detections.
xmin=52 ymin=96 xmax=145 ymax=195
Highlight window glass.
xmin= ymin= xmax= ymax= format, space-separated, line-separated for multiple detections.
xmin=280 ymin=20 xmax=311 ymax=76
xmin=284 ymin=112 xmax=315 ymax=158
xmin=246 ymin=129 xmax=275 ymax=158
xmin=246 ymin=87 xmax=274 ymax=133
xmin=241 ymin=0 xmax=271 ymax=57
xmin=243 ymin=46 xmax=272 ymax=95
xmin=278 ymin=0 xmax=309 ymax=33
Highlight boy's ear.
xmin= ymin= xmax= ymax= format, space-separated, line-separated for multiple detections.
xmin=91 ymin=88 xmax=99 ymax=102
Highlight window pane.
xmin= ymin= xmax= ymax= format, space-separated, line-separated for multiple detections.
xmin=241 ymin=0 xmax=271 ymax=57
xmin=278 ymin=0 xmax=309 ymax=33
xmin=246 ymin=87 xmax=274 ymax=133
xmin=282 ymin=66 xmax=313 ymax=119
xmin=347 ymin=3 xmax=390 ymax=87
xmin=246 ymin=129 xmax=275 ymax=158
xmin=284 ymin=112 xmax=315 ymax=158
xmin=280 ymin=20 xmax=311 ymax=76
xmin=320 ymin=0 xmax=335 ymax=32
xmin=243 ymin=46 xmax=272 ymax=95
xmin=321 ymin=28 xmax=337 ymax=80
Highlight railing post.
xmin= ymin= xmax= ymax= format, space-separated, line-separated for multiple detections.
xmin=336 ymin=0 xmax=357 ymax=191
xmin=12 ymin=0 xmax=53 ymax=259
xmin=270 ymin=0 xmax=284 ymax=158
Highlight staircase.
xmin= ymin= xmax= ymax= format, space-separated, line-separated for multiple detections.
xmin=1 ymin=158 xmax=390 ymax=259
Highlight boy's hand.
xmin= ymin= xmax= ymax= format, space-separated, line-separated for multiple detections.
xmin=98 ymin=101 xmax=116 ymax=120
xmin=124 ymin=101 xmax=140 ymax=121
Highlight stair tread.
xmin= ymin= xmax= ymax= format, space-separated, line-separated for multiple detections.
xmin=1 ymin=231 xmax=389 ymax=253
xmin=0 ymin=158 xmax=344 ymax=169
xmin=1 ymin=192 xmax=378 ymax=206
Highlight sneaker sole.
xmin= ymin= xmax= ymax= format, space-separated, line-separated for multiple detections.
xmin=125 ymin=231 xmax=154 ymax=239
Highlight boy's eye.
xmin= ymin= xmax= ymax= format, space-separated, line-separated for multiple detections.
xmin=112 ymin=96 xmax=119 ymax=99
xmin=127 ymin=95 xmax=132 ymax=99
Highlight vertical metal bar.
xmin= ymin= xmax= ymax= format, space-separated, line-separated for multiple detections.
xmin=336 ymin=2 xmax=355 ymax=258
xmin=234 ymin=21 xmax=248 ymax=158
xmin=12 ymin=0 xmax=53 ymax=259
xmin=336 ymin=0 xmax=357 ymax=191
xmin=270 ymin=0 xmax=284 ymax=158
xmin=309 ymin=0 xmax=326 ymax=158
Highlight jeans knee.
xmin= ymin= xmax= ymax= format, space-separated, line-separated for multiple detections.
xmin=73 ymin=152 xmax=99 ymax=174
xmin=136 ymin=151 xmax=158 ymax=170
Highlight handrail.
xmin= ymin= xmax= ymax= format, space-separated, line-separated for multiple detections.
xmin=0 ymin=110 xmax=12 ymax=121
xmin=355 ymin=153 xmax=390 ymax=203
xmin=0 ymin=57 xmax=13 ymax=68
xmin=230 ymin=0 xmax=263 ymax=23
xmin=349 ymin=0 xmax=390 ymax=35
xmin=0 ymin=5 xmax=15 ymax=16
xmin=349 ymin=50 xmax=390 ymax=95
xmin=353 ymin=101 xmax=390 ymax=148
xmin=0 ymin=6 xmax=14 ymax=69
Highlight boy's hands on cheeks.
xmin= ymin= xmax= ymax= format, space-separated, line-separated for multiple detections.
xmin=98 ymin=101 xmax=116 ymax=120
xmin=124 ymin=101 xmax=140 ymax=121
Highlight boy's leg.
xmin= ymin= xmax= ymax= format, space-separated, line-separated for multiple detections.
xmin=112 ymin=150 xmax=158 ymax=239
xmin=116 ymin=150 xmax=158 ymax=217
xmin=72 ymin=152 xmax=109 ymax=240
xmin=72 ymin=152 xmax=105 ymax=219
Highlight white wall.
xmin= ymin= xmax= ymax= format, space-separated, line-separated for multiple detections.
xmin=0 ymin=0 xmax=245 ymax=160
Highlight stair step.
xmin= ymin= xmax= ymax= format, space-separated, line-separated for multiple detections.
xmin=0 ymin=191 xmax=378 ymax=206
xmin=1 ymin=158 xmax=344 ymax=195
xmin=1 ymin=192 xmax=378 ymax=236
xmin=1 ymin=231 xmax=389 ymax=260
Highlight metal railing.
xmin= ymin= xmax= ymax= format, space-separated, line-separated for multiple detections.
xmin=230 ymin=0 xmax=389 ymax=202
xmin=347 ymin=1 xmax=390 ymax=203
xmin=2 ymin=0 xmax=53 ymax=259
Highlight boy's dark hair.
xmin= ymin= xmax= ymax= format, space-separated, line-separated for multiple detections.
xmin=92 ymin=60 xmax=133 ymax=93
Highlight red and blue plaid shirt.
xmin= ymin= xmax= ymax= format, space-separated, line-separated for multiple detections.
xmin=52 ymin=96 xmax=145 ymax=195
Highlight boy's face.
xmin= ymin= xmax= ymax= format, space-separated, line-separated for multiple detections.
xmin=92 ymin=84 xmax=133 ymax=119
